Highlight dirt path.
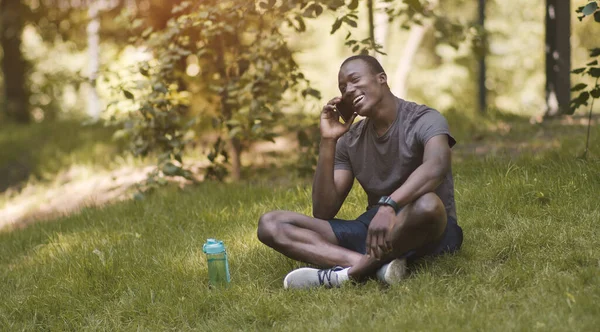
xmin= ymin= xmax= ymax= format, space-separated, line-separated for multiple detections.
xmin=0 ymin=165 xmax=156 ymax=231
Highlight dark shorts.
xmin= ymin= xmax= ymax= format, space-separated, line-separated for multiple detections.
xmin=328 ymin=206 xmax=463 ymax=263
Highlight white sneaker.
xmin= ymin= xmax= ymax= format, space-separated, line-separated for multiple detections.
xmin=376 ymin=258 xmax=407 ymax=285
xmin=283 ymin=266 xmax=349 ymax=289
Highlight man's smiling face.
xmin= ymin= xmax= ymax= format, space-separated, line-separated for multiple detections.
xmin=337 ymin=59 xmax=387 ymax=117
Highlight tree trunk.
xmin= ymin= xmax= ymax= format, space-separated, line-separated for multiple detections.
xmin=87 ymin=2 xmax=101 ymax=120
xmin=367 ymin=0 xmax=375 ymax=53
xmin=366 ymin=0 xmax=389 ymax=60
xmin=392 ymin=23 xmax=430 ymax=98
xmin=214 ymin=38 xmax=242 ymax=181
xmin=229 ymin=137 xmax=242 ymax=181
xmin=1 ymin=0 xmax=29 ymax=123
xmin=544 ymin=0 xmax=571 ymax=117
xmin=373 ymin=0 xmax=389 ymax=62
xmin=478 ymin=0 xmax=486 ymax=113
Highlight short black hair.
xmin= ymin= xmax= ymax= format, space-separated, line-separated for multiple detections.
xmin=340 ymin=55 xmax=385 ymax=75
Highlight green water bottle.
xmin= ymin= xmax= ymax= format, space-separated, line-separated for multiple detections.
xmin=202 ymin=239 xmax=230 ymax=286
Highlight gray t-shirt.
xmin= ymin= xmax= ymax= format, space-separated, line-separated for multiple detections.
xmin=334 ymin=98 xmax=457 ymax=220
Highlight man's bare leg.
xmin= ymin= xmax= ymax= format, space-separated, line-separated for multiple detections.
xmin=347 ymin=192 xmax=448 ymax=280
xmin=257 ymin=211 xmax=363 ymax=268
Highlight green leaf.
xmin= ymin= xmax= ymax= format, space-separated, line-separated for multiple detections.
xmin=587 ymin=60 xmax=599 ymax=66
xmin=343 ymin=17 xmax=358 ymax=28
xmin=591 ymin=87 xmax=600 ymax=98
xmin=153 ymin=83 xmax=168 ymax=93
xmin=302 ymin=6 xmax=313 ymax=18
xmin=174 ymin=153 xmax=183 ymax=163
xmin=582 ymin=2 xmax=598 ymax=16
xmin=571 ymin=83 xmax=587 ymax=92
xmin=352 ymin=44 xmax=360 ymax=53
xmin=314 ymin=4 xmax=323 ymax=16
xmin=589 ymin=67 xmax=600 ymax=78
xmin=570 ymin=91 xmax=590 ymax=109
xmin=331 ymin=18 xmax=342 ymax=34
xmin=142 ymin=27 xmax=153 ymax=38
xmin=229 ymin=127 xmax=242 ymax=138
xmin=348 ymin=0 xmax=359 ymax=10
xmin=405 ymin=0 xmax=424 ymax=12
xmin=595 ymin=10 xmax=600 ymax=22
xmin=303 ymin=88 xmax=321 ymax=99
xmin=590 ymin=48 xmax=600 ymax=57
xmin=225 ymin=119 xmax=241 ymax=127
xmin=162 ymin=162 xmax=182 ymax=176
xmin=571 ymin=67 xmax=586 ymax=74
xmin=328 ymin=0 xmax=345 ymax=10
xmin=123 ymin=90 xmax=134 ymax=99
xmin=293 ymin=15 xmax=306 ymax=32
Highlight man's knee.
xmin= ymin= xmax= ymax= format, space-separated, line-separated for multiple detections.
xmin=257 ymin=210 xmax=285 ymax=245
xmin=408 ymin=193 xmax=447 ymax=237
xmin=413 ymin=192 xmax=445 ymax=220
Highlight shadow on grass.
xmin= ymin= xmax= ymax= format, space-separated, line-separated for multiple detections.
xmin=0 ymin=120 xmax=125 ymax=192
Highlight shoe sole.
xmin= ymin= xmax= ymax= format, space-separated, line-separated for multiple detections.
xmin=383 ymin=258 xmax=407 ymax=284
xmin=283 ymin=267 xmax=315 ymax=289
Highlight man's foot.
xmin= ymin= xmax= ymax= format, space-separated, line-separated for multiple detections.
xmin=283 ymin=266 xmax=349 ymax=289
xmin=376 ymin=258 xmax=407 ymax=285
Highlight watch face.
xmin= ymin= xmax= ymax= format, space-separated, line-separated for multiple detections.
xmin=379 ymin=196 xmax=391 ymax=204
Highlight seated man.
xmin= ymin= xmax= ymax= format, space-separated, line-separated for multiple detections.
xmin=257 ymin=55 xmax=463 ymax=289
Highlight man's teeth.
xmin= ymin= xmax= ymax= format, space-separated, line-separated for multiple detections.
xmin=353 ymin=95 xmax=364 ymax=105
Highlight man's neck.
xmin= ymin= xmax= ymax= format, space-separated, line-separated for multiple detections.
xmin=370 ymin=92 xmax=399 ymax=137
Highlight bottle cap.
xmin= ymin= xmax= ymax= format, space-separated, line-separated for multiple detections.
xmin=203 ymin=238 xmax=225 ymax=254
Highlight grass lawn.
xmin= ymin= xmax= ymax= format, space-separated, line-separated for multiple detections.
xmin=1 ymin=116 xmax=600 ymax=330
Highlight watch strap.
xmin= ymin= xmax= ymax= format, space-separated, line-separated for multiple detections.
xmin=377 ymin=196 xmax=400 ymax=213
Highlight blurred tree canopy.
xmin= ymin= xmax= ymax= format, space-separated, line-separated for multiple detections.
xmin=0 ymin=0 xmax=598 ymax=183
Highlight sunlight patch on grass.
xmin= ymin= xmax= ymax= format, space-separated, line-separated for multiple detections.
xmin=0 ymin=163 xmax=155 ymax=231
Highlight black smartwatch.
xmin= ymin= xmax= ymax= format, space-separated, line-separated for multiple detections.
xmin=377 ymin=196 xmax=400 ymax=213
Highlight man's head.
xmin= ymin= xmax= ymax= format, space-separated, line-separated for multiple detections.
xmin=338 ymin=55 xmax=389 ymax=117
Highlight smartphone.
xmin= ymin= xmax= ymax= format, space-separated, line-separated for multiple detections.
xmin=335 ymin=99 xmax=355 ymax=123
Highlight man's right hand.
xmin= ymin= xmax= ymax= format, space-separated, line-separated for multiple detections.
xmin=320 ymin=97 xmax=357 ymax=140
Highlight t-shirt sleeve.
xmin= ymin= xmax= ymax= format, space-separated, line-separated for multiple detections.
xmin=413 ymin=110 xmax=457 ymax=148
xmin=334 ymin=135 xmax=353 ymax=172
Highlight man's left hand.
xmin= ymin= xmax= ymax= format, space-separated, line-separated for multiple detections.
xmin=366 ymin=206 xmax=396 ymax=259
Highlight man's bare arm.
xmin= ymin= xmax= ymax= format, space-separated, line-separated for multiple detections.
xmin=388 ymin=135 xmax=451 ymax=207
xmin=311 ymin=96 xmax=357 ymax=220
xmin=312 ymin=139 xmax=354 ymax=220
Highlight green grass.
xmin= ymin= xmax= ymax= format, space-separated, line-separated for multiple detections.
xmin=1 ymin=154 xmax=600 ymax=330
xmin=1 ymin=116 xmax=600 ymax=330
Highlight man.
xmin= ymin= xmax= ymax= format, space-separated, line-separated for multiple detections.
xmin=257 ymin=55 xmax=463 ymax=289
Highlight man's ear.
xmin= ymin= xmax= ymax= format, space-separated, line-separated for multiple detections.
xmin=377 ymin=72 xmax=387 ymax=84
